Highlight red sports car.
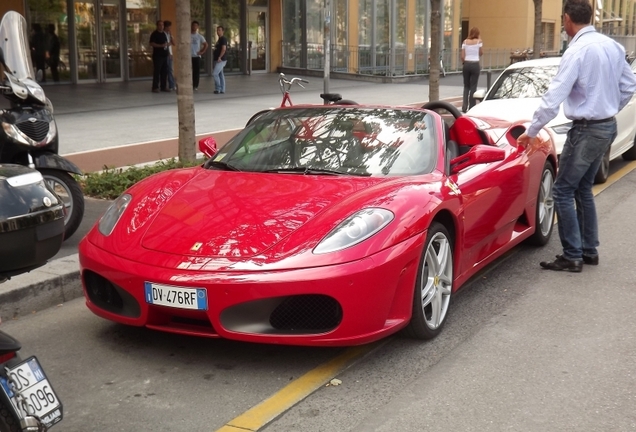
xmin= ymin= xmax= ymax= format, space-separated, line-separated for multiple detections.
xmin=79 ymin=102 xmax=557 ymax=346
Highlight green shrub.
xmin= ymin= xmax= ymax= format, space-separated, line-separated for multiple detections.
xmin=79 ymin=158 xmax=203 ymax=200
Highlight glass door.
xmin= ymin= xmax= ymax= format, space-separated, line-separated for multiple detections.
xmin=74 ymin=0 xmax=123 ymax=81
xmin=247 ymin=8 xmax=267 ymax=72
xmin=101 ymin=0 xmax=122 ymax=79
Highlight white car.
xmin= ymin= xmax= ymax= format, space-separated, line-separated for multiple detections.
xmin=467 ymin=57 xmax=636 ymax=183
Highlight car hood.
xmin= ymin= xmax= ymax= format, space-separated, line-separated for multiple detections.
xmin=467 ymin=98 xmax=568 ymax=127
xmin=140 ymin=171 xmax=386 ymax=258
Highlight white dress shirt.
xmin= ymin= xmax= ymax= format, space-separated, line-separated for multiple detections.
xmin=527 ymin=26 xmax=636 ymax=137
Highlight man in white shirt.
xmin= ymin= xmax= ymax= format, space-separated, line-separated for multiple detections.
xmin=190 ymin=21 xmax=208 ymax=91
xmin=518 ymin=0 xmax=636 ymax=272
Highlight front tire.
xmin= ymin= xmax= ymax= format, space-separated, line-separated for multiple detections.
xmin=40 ymin=169 xmax=85 ymax=240
xmin=404 ymin=222 xmax=453 ymax=340
xmin=526 ymin=161 xmax=555 ymax=246
xmin=594 ymin=148 xmax=610 ymax=184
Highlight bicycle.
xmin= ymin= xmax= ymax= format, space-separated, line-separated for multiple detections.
xmin=428 ymin=49 xmax=446 ymax=77
xmin=246 ymin=73 xmax=358 ymax=126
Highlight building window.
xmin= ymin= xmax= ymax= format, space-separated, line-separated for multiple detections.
xmin=26 ymin=0 xmax=70 ymax=83
xmin=212 ymin=0 xmax=242 ymax=73
xmin=126 ymin=0 xmax=158 ymax=79
xmin=306 ymin=0 xmax=324 ymax=69
xmin=541 ymin=22 xmax=556 ymax=51
xmin=282 ymin=0 xmax=303 ymax=67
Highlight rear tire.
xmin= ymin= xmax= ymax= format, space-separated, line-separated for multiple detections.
xmin=622 ymin=137 xmax=636 ymax=161
xmin=594 ymin=149 xmax=610 ymax=184
xmin=404 ymin=222 xmax=453 ymax=340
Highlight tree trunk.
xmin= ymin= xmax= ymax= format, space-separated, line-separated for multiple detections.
xmin=428 ymin=0 xmax=442 ymax=102
xmin=533 ymin=0 xmax=543 ymax=59
xmin=175 ymin=0 xmax=197 ymax=162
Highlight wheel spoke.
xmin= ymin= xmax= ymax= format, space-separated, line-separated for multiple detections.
xmin=420 ymin=275 xmax=436 ymax=308
xmin=429 ymin=289 xmax=442 ymax=328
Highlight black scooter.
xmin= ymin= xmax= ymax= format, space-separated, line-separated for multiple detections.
xmin=0 ymin=163 xmax=65 ymax=431
xmin=0 ymin=11 xmax=84 ymax=240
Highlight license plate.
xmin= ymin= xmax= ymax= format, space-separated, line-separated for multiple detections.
xmin=0 ymin=357 xmax=63 ymax=428
xmin=144 ymin=282 xmax=207 ymax=310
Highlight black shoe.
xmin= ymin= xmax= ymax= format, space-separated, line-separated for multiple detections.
xmin=213 ymin=90 xmax=219 ymax=94
xmin=556 ymin=254 xmax=599 ymax=265
xmin=540 ymin=255 xmax=583 ymax=272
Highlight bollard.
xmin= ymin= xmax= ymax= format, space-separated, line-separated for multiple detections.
xmin=486 ymin=70 xmax=492 ymax=90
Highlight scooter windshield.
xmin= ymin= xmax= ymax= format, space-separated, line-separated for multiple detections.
xmin=0 ymin=11 xmax=35 ymax=81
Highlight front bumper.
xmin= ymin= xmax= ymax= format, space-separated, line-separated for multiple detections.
xmin=79 ymin=234 xmax=424 ymax=347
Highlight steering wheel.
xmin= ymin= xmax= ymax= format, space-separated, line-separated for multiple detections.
xmin=421 ymin=101 xmax=463 ymax=120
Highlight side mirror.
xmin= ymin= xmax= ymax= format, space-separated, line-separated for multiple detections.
xmin=473 ymin=89 xmax=486 ymax=102
xmin=450 ymin=145 xmax=505 ymax=174
xmin=198 ymin=136 xmax=218 ymax=158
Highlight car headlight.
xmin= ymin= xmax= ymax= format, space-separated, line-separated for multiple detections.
xmin=313 ymin=208 xmax=394 ymax=254
xmin=550 ymin=122 xmax=572 ymax=134
xmin=98 ymin=194 xmax=132 ymax=236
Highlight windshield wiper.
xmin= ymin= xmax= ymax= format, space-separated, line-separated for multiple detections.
xmin=205 ymin=160 xmax=241 ymax=171
xmin=263 ymin=167 xmax=370 ymax=176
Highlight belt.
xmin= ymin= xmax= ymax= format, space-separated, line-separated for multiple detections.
xmin=572 ymin=117 xmax=615 ymax=126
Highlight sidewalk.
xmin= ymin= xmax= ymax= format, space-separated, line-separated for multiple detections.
xmin=48 ymin=73 xmax=466 ymax=171
xmin=0 ymin=72 xmax=465 ymax=319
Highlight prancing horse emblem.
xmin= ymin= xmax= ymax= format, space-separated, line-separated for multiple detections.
xmin=191 ymin=242 xmax=203 ymax=251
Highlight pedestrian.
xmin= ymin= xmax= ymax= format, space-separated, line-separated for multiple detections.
xmin=163 ymin=20 xmax=176 ymax=91
xmin=212 ymin=26 xmax=228 ymax=94
xmin=46 ymin=24 xmax=60 ymax=82
xmin=30 ymin=24 xmax=48 ymax=83
xmin=190 ymin=21 xmax=208 ymax=91
xmin=517 ymin=0 xmax=636 ymax=272
xmin=149 ymin=20 xmax=170 ymax=93
xmin=461 ymin=27 xmax=483 ymax=112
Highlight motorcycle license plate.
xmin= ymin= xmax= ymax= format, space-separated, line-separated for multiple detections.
xmin=0 ymin=357 xmax=63 ymax=428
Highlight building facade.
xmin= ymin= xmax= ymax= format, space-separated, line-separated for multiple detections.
xmin=0 ymin=0 xmax=606 ymax=84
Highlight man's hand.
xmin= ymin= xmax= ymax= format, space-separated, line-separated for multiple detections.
xmin=517 ymin=132 xmax=538 ymax=148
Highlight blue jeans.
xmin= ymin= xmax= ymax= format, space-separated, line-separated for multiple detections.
xmin=213 ymin=60 xmax=227 ymax=92
xmin=553 ymin=120 xmax=616 ymax=261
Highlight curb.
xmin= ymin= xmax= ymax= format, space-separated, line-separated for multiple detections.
xmin=0 ymin=254 xmax=82 ymax=320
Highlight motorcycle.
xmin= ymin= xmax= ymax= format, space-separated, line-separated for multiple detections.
xmin=0 ymin=163 xmax=65 ymax=431
xmin=0 ymin=11 xmax=84 ymax=240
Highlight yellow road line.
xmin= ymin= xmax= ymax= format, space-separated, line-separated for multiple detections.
xmin=215 ymin=159 xmax=636 ymax=432
xmin=215 ymin=342 xmax=382 ymax=432
xmin=593 ymin=160 xmax=636 ymax=196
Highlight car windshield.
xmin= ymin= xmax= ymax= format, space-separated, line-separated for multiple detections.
xmin=488 ymin=66 xmax=558 ymax=100
xmin=206 ymin=107 xmax=437 ymax=176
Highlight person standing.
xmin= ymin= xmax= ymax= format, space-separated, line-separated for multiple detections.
xmin=190 ymin=21 xmax=208 ymax=91
xmin=461 ymin=27 xmax=483 ymax=113
xmin=30 ymin=24 xmax=48 ymax=83
xmin=517 ymin=0 xmax=636 ymax=272
xmin=46 ymin=24 xmax=60 ymax=82
xmin=149 ymin=20 xmax=170 ymax=93
xmin=212 ymin=26 xmax=228 ymax=94
xmin=164 ymin=20 xmax=176 ymax=91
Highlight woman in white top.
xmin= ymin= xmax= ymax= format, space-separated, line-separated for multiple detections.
xmin=461 ymin=27 xmax=483 ymax=112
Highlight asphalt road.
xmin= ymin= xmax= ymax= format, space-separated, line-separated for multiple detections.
xmin=3 ymin=164 xmax=636 ymax=432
